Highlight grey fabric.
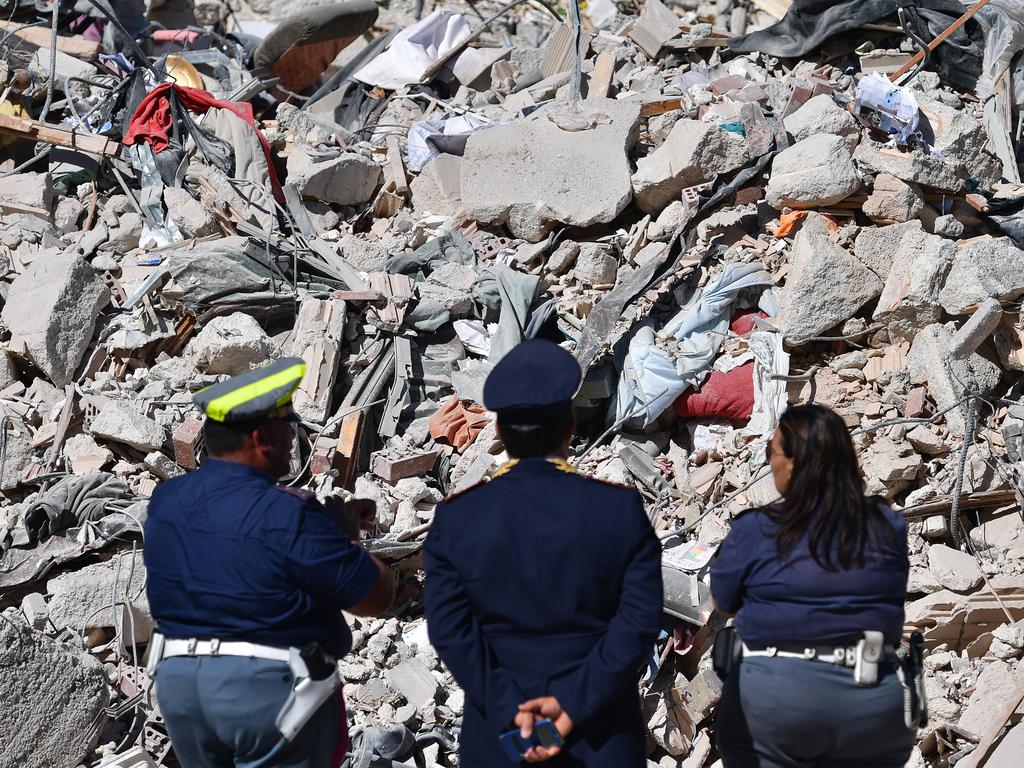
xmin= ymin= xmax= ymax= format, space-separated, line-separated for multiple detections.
xmin=23 ymin=472 xmax=136 ymax=543
xmin=156 ymin=656 xmax=340 ymax=768
xmin=717 ymin=656 xmax=915 ymax=768
xmin=472 ymin=264 xmax=541 ymax=364
xmin=387 ymin=232 xmax=476 ymax=276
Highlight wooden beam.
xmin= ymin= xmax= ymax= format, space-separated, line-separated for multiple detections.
xmin=890 ymin=0 xmax=993 ymax=82
xmin=0 ymin=112 xmax=119 ymax=157
xmin=385 ymin=135 xmax=409 ymax=196
xmin=970 ymin=680 xmax=1024 ymax=767
xmin=335 ymin=409 xmax=366 ymax=490
xmin=749 ymin=0 xmax=791 ymax=21
xmin=0 ymin=20 xmax=102 ymax=60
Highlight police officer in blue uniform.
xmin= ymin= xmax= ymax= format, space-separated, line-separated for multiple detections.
xmin=710 ymin=404 xmax=915 ymax=768
xmin=424 ymin=339 xmax=663 ymax=767
xmin=144 ymin=357 xmax=394 ymax=768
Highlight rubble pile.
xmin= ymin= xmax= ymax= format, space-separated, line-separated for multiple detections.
xmin=2 ymin=0 xmax=1024 ymax=766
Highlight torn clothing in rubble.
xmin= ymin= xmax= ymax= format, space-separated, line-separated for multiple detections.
xmin=122 ymin=83 xmax=284 ymax=202
xmin=23 ymin=471 xmax=138 ymax=544
xmin=615 ymin=262 xmax=774 ymax=427
xmin=472 ymin=264 xmax=540 ymax=364
xmin=428 ymin=395 xmax=489 ymax=451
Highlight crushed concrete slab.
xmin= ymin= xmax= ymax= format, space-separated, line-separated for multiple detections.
xmin=631 ymin=118 xmax=749 ymax=214
xmin=958 ymin=660 xmax=1024 ymax=737
xmin=766 ymin=134 xmax=861 ymax=210
xmin=0 ymin=172 xmax=53 ymax=211
xmin=784 ymin=94 xmax=860 ymax=147
xmin=186 ymin=312 xmax=281 ymax=375
xmin=854 ymin=138 xmax=964 ymax=192
xmin=855 ymin=220 xmax=925 ymax=280
xmin=410 ymin=154 xmax=463 ymax=217
xmin=547 ymin=241 xmax=580 ymax=275
xmin=163 ymin=186 xmax=220 ymax=239
xmin=47 ymin=551 xmax=151 ymax=641
xmin=88 ymin=401 xmax=167 ymax=453
xmin=573 ymin=243 xmax=618 ymax=285
xmin=939 ymin=238 xmax=1024 ymax=315
xmin=461 ymin=98 xmax=641 ymax=241
xmin=862 ymin=174 xmax=924 ymax=224
xmin=63 ymin=433 xmax=114 ymax=474
xmin=970 ymin=513 xmax=1024 ymax=551
xmin=1 ymin=431 xmax=33 ymax=491
xmin=0 ymin=619 xmax=109 ymax=768
xmin=287 ymin=149 xmax=382 ymax=206
xmin=906 ymin=426 xmax=948 ymax=455
xmin=872 ymin=226 xmax=954 ymax=341
xmin=1 ymin=251 xmax=110 ymax=386
xmin=928 ymin=544 xmax=984 ymax=593
xmin=776 ymin=213 xmax=882 ymax=345
xmin=907 ymin=323 xmax=1001 ymax=435
xmin=917 ymin=95 xmax=1003 ymax=191
xmin=385 ymin=657 xmax=440 ymax=708
xmin=861 ymin=437 xmax=922 ymax=497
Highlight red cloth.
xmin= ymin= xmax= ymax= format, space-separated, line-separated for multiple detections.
xmin=330 ymin=688 xmax=349 ymax=768
xmin=729 ymin=308 xmax=768 ymax=336
xmin=673 ymin=362 xmax=755 ymax=422
xmin=428 ymin=395 xmax=490 ymax=452
xmin=122 ymin=83 xmax=283 ymax=202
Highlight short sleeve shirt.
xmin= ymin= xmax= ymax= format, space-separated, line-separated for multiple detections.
xmin=709 ymin=504 xmax=909 ymax=647
xmin=144 ymin=458 xmax=380 ymax=657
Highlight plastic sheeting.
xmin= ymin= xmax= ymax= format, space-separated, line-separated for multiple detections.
xmin=614 ymin=262 xmax=775 ymax=427
xmin=971 ymin=0 xmax=1024 ymax=103
xmin=354 ymin=10 xmax=472 ymax=90
xmin=406 ymin=114 xmax=494 ymax=172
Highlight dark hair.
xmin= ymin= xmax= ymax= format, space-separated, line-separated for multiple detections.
xmin=203 ymin=418 xmax=261 ymax=457
xmin=766 ymin=404 xmax=896 ymax=571
xmin=498 ymin=409 xmax=574 ymax=459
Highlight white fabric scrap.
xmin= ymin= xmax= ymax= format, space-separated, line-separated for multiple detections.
xmin=354 ymin=10 xmax=472 ymax=90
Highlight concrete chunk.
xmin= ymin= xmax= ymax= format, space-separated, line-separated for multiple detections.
xmin=573 ymin=243 xmax=618 ymax=285
xmin=1 ymin=252 xmax=110 ymax=386
xmin=163 ymin=186 xmax=219 ymax=238
xmin=0 ymin=619 xmax=108 ymax=767
xmin=958 ymin=660 xmax=1024 ymax=738
xmin=927 ymin=544 xmax=983 ymax=593
xmin=410 ymin=154 xmax=463 ymax=217
xmin=862 ymin=173 xmax=924 ymax=224
xmin=287 ymin=149 xmax=382 ymax=206
xmin=907 ymin=323 xmax=1001 ymax=435
xmin=939 ymin=238 xmax=1024 ymax=315
xmin=777 ymin=213 xmax=882 ymax=345
xmin=872 ymin=226 xmax=954 ymax=340
xmin=47 ymin=551 xmax=151 ymax=641
xmin=918 ymin=95 xmax=1003 ymax=192
xmin=854 ymin=138 xmax=964 ymax=192
xmin=767 ymin=134 xmax=860 ymax=210
xmin=950 ymin=298 xmax=1003 ymax=359
xmin=855 ymin=220 xmax=923 ymax=280
xmin=89 ymin=401 xmax=167 ymax=452
xmin=0 ymin=171 xmax=53 ymax=211
xmin=461 ymin=99 xmax=641 ymax=241
xmin=186 ymin=312 xmax=281 ymax=375
xmin=784 ymin=94 xmax=860 ymax=147
xmin=631 ymin=119 xmax=749 ymax=214
xmin=385 ymin=657 xmax=440 ymax=708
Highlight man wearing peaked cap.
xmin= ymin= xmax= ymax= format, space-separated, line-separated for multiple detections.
xmin=144 ymin=357 xmax=394 ymax=768
xmin=424 ymin=339 xmax=664 ymax=767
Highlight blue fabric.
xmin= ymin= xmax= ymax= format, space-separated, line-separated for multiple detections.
xmin=716 ymin=656 xmax=915 ymax=767
xmin=424 ymin=458 xmax=663 ymax=768
xmin=482 ymin=339 xmax=582 ymax=412
xmin=709 ymin=505 xmax=909 ymax=647
xmin=155 ymin=656 xmax=339 ymax=768
xmin=145 ymin=458 xmax=380 ymax=657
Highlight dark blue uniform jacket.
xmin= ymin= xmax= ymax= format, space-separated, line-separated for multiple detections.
xmin=710 ymin=504 xmax=909 ymax=647
xmin=144 ymin=458 xmax=379 ymax=658
xmin=424 ymin=457 xmax=663 ymax=768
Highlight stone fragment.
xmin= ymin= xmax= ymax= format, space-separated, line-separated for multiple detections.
xmin=939 ymin=238 xmax=1024 ymax=315
xmin=829 ymin=351 xmax=868 ymax=370
xmin=429 ymin=262 xmax=479 ymax=293
xmin=907 ymin=323 xmax=1001 ymax=434
xmin=631 ymin=119 xmax=748 ymax=214
xmin=872 ymin=225 xmax=954 ymax=340
xmin=958 ymin=660 xmax=1024 ymax=737
xmin=1 ymin=431 xmax=33 ymax=490
xmin=287 ymin=149 xmax=381 ymax=206
xmin=854 ymin=138 xmax=964 ymax=192
xmin=62 ymin=433 xmax=113 ymax=474
xmin=547 ymin=241 xmax=580 ymax=275
xmin=462 ymin=99 xmax=641 ymax=241
xmin=970 ymin=513 xmax=1024 ymax=551
xmin=573 ymin=243 xmax=618 ymax=285
xmin=1 ymin=252 xmax=110 ymax=386
xmin=991 ymin=620 xmax=1024 ymax=659
xmin=784 ymin=94 xmax=860 ymax=147
xmin=89 ymin=401 xmax=166 ymax=452
xmin=918 ymin=95 xmax=1003 ymax=191
xmin=410 ymin=154 xmax=463 ymax=216
xmin=186 ymin=312 xmax=281 ymax=375
xmin=0 ymin=171 xmax=53 ymax=211
xmin=145 ymin=451 xmax=185 ymax=480
xmin=933 ymin=214 xmax=964 ymax=239
xmin=47 ymin=552 xmax=151 ymax=641
xmin=20 ymin=592 xmax=48 ymax=630
xmin=927 ymin=544 xmax=983 ymax=593
xmin=105 ymin=212 xmax=143 ymax=252
xmin=766 ymin=134 xmax=860 ymax=210
xmin=950 ymin=298 xmax=1003 ymax=359
xmin=0 ymin=619 xmax=108 ymax=767
xmin=861 ymin=437 xmax=922 ymax=497
xmin=906 ymin=426 xmax=947 ymax=455
xmin=163 ymin=186 xmax=219 ymax=238
xmin=776 ymin=213 xmax=882 ymax=345
xmin=385 ymin=658 xmax=441 ymax=708
xmin=417 ymin=281 xmax=473 ymax=318
xmin=854 ymin=220 xmax=922 ymax=280
xmin=862 ymin=174 xmax=924 ymax=224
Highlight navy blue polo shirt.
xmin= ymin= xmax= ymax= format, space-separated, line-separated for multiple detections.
xmin=709 ymin=505 xmax=908 ymax=647
xmin=144 ymin=458 xmax=379 ymax=657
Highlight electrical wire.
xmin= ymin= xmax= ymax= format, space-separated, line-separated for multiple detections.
xmin=286 ymin=398 xmax=388 ymax=486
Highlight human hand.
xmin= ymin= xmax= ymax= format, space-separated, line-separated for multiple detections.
xmin=514 ymin=696 xmax=574 ymax=763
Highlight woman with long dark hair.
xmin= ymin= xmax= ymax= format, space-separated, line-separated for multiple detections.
xmin=710 ymin=404 xmax=915 ymax=768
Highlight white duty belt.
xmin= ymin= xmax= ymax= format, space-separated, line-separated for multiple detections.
xmin=161 ymin=637 xmax=291 ymax=662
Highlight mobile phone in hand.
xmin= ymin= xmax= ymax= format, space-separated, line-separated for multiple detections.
xmin=499 ymin=719 xmax=564 ymax=762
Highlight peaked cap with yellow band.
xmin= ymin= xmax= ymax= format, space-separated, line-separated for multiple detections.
xmin=194 ymin=357 xmax=306 ymax=423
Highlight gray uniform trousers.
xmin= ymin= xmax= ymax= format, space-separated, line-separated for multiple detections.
xmin=155 ymin=656 xmax=340 ymax=768
xmin=716 ymin=656 xmax=916 ymax=768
